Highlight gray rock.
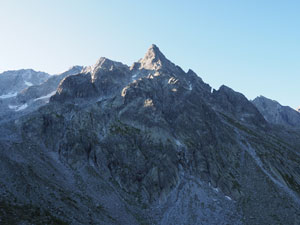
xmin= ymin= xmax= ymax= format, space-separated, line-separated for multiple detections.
xmin=0 ymin=69 xmax=50 ymax=96
xmin=253 ymin=95 xmax=300 ymax=128
xmin=0 ymin=45 xmax=300 ymax=225
xmin=0 ymin=66 xmax=82 ymax=123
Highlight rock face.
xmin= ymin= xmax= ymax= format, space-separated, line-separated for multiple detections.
xmin=52 ymin=58 xmax=129 ymax=102
xmin=0 ymin=69 xmax=50 ymax=96
xmin=0 ymin=45 xmax=300 ymax=225
xmin=17 ymin=66 xmax=83 ymax=103
xmin=212 ymin=86 xmax=267 ymax=128
xmin=252 ymin=95 xmax=300 ymax=128
xmin=0 ymin=66 xmax=83 ymax=122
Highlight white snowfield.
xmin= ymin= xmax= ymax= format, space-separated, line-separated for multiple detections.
xmin=225 ymin=196 xmax=232 ymax=201
xmin=24 ymin=81 xmax=33 ymax=86
xmin=34 ymin=91 xmax=56 ymax=102
xmin=8 ymin=103 xmax=28 ymax=111
xmin=0 ymin=92 xmax=18 ymax=99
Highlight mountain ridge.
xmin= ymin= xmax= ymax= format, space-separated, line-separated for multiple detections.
xmin=0 ymin=66 xmax=83 ymax=122
xmin=0 ymin=45 xmax=300 ymax=225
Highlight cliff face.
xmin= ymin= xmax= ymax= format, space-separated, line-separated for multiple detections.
xmin=253 ymin=95 xmax=300 ymax=128
xmin=0 ymin=45 xmax=300 ymax=225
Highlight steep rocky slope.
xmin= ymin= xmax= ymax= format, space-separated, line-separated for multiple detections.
xmin=253 ymin=95 xmax=300 ymax=128
xmin=0 ymin=45 xmax=300 ymax=225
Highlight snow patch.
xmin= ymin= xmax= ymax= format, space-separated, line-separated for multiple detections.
xmin=175 ymin=139 xmax=183 ymax=147
xmin=24 ymin=81 xmax=33 ymax=86
xmin=188 ymin=83 xmax=193 ymax=91
xmin=131 ymin=73 xmax=139 ymax=81
xmin=213 ymin=187 xmax=219 ymax=193
xmin=0 ymin=92 xmax=18 ymax=99
xmin=168 ymin=77 xmax=178 ymax=84
xmin=8 ymin=105 xmax=17 ymax=110
xmin=9 ymin=103 xmax=28 ymax=111
xmin=34 ymin=91 xmax=56 ymax=102
xmin=144 ymin=98 xmax=154 ymax=107
xmin=225 ymin=196 xmax=232 ymax=200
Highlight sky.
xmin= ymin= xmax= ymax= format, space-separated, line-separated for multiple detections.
xmin=0 ymin=0 xmax=299 ymax=108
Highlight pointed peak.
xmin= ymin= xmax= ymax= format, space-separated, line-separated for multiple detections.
xmin=95 ymin=57 xmax=111 ymax=67
xmin=148 ymin=44 xmax=161 ymax=54
xmin=137 ymin=44 xmax=176 ymax=71
xmin=150 ymin=44 xmax=158 ymax=48
xmin=144 ymin=44 xmax=166 ymax=61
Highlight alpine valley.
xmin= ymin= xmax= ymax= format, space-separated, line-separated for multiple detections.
xmin=0 ymin=45 xmax=300 ymax=225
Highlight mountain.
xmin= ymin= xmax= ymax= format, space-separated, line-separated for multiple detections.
xmin=0 ymin=45 xmax=300 ymax=225
xmin=0 ymin=66 xmax=83 ymax=122
xmin=17 ymin=66 xmax=83 ymax=103
xmin=252 ymin=96 xmax=300 ymax=128
xmin=0 ymin=69 xmax=50 ymax=97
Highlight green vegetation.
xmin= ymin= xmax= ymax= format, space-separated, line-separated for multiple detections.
xmin=131 ymin=211 xmax=149 ymax=225
xmin=0 ymin=201 xmax=68 ymax=225
xmin=279 ymin=172 xmax=300 ymax=194
xmin=232 ymin=180 xmax=241 ymax=191
xmin=109 ymin=120 xmax=141 ymax=136
xmin=221 ymin=113 xmax=258 ymax=137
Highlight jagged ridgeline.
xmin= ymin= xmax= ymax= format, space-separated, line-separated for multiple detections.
xmin=0 ymin=45 xmax=300 ymax=225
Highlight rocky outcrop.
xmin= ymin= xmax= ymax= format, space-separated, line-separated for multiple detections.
xmin=253 ymin=96 xmax=300 ymax=128
xmin=51 ymin=58 xmax=130 ymax=102
xmin=0 ymin=45 xmax=300 ymax=225
xmin=212 ymin=85 xmax=267 ymax=128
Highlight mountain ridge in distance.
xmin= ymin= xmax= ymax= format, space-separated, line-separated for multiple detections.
xmin=0 ymin=66 xmax=83 ymax=123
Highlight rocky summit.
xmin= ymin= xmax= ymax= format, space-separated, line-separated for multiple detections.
xmin=252 ymin=95 xmax=300 ymax=128
xmin=0 ymin=45 xmax=300 ymax=225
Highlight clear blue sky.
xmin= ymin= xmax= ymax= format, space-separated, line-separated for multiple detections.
xmin=0 ymin=0 xmax=299 ymax=108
